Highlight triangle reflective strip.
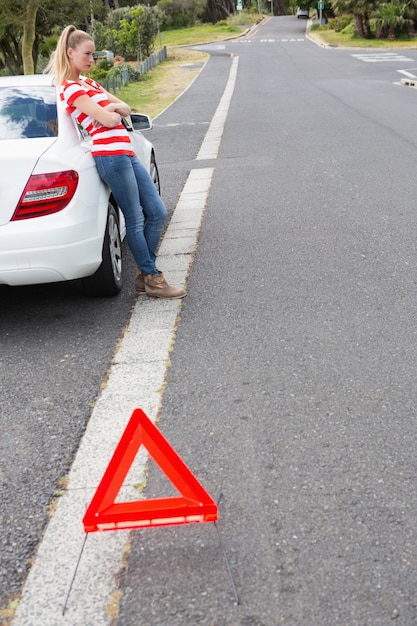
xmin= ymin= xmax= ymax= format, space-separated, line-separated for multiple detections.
xmin=83 ymin=409 xmax=218 ymax=532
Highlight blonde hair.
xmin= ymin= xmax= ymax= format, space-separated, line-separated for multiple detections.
xmin=45 ymin=25 xmax=93 ymax=85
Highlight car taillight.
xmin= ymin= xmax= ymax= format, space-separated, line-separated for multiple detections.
xmin=12 ymin=170 xmax=79 ymax=221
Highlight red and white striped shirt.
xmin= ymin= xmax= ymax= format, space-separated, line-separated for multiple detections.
xmin=60 ymin=76 xmax=135 ymax=157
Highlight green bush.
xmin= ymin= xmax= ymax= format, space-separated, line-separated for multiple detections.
xmin=340 ymin=22 xmax=355 ymax=36
xmin=157 ymin=0 xmax=205 ymax=30
xmin=97 ymin=59 xmax=114 ymax=71
xmin=108 ymin=63 xmax=142 ymax=81
xmin=87 ymin=61 xmax=145 ymax=85
xmin=39 ymin=35 xmax=59 ymax=58
xmin=97 ymin=5 xmax=163 ymax=61
xmin=327 ymin=14 xmax=353 ymax=32
xmin=87 ymin=65 xmax=110 ymax=82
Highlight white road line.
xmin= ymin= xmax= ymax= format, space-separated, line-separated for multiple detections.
xmin=156 ymin=121 xmax=209 ymax=128
xmin=233 ymin=39 xmax=305 ymax=43
xmin=352 ymin=52 xmax=413 ymax=63
xmin=196 ymin=55 xmax=239 ymax=160
xmin=12 ymin=46 xmax=238 ymax=626
xmin=398 ymin=69 xmax=417 ymax=78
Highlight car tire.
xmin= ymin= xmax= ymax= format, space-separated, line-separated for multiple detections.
xmin=81 ymin=202 xmax=123 ymax=297
xmin=150 ymin=152 xmax=160 ymax=195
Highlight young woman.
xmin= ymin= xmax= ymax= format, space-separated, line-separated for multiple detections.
xmin=46 ymin=25 xmax=186 ymax=299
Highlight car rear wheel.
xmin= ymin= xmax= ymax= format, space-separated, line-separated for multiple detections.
xmin=81 ymin=202 xmax=123 ymax=297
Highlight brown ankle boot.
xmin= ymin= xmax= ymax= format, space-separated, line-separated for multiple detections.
xmin=135 ymin=269 xmax=164 ymax=293
xmin=144 ymin=273 xmax=186 ymax=299
xmin=135 ymin=270 xmax=146 ymax=293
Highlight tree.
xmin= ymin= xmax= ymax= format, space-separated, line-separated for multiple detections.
xmin=22 ymin=0 xmax=39 ymax=74
xmin=99 ymin=5 xmax=164 ymax=61
xmin=331 ymin=0 xmax=376 ymax=37
xmin=404 ymin=0 xmax=417 ymax=35
xmin=0 ymin=2 xmax=25 ymax=73
xmin=373 ymin=0 xmax=412 ymax=38
xmin=203 ymin=0 xmax=235 ymax=22
xmin=329 ymin=0 xmax=417 ymax=40
xmin=97 ymin=6 xmax=133 ymax=55
xmin=157 ymin=0 xmax=207 ymax=29
xmin=0 ymin=0 xmax=102 ymax=74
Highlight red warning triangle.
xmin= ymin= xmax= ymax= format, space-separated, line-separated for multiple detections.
xmin=83 ymin=409 xmax=218 ymax=532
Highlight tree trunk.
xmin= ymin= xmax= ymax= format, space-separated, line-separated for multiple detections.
xmin=353 ymin=12 xmax=365 ymax=38
xmin=388 ymin=24 xmax=396 ymax=39
xmin=363 ymin=11 xmax=372 ymax=38
xmin=22 ymin=0 xmax=39 ymax=75
xmin=0 ymin=34 xmax=22 ymax=75
xmin=376 ymin=24 xmax=386 ymax=38
xmin=274 ymin=0 xmax=287 ymax=15
xmin=204 ymin=0 xmax=233 ymax=23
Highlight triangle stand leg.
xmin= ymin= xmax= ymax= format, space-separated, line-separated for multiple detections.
xmin=62 ymin=533 xmax=89 ymax=616
xmin=214 ymin=493 xmax=240 ymax=606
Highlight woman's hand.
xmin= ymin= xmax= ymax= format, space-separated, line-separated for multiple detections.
xmin=72 ymin=94 xmax=123 ymax=128
xmin=104 ymin=102 xmax=131 ymax=117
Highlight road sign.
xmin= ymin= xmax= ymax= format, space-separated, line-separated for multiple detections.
xmin=318 ymin=1 xmax=324 ymax=8
xmin=83 ymin=408 xmax=218 ymax=532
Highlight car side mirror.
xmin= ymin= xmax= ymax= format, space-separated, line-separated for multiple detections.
xmin=122 ymin=114 xmax=153 ymax=132
xmin=129 ymin=113 xmax=153 ymax=131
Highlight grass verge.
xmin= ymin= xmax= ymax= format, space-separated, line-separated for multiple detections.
xmin=115 ymin=48 xmax=209 ymax=118
xmin=309 ymin=25 xmax=417 ymax=48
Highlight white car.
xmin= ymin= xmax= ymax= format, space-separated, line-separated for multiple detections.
xmin=0 ymin=74 xmax=160 ymax=296
xmin=296 ymin=7 xmax=310 ymax=18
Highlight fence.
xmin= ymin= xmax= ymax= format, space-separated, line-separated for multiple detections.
xmin=105 ymin=46 xmax=167 ymax=93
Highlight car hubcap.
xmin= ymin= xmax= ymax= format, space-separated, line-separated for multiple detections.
xmin=108 ymin=212 xmax=122 ymax=280
xmin=150 ymin=160 xmax=160 ymax=193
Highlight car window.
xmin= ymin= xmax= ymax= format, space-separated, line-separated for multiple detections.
xmin=0 ymin=86 xmax=58 ymax=139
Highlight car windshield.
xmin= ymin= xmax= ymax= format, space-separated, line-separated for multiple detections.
xmin=0 ymin=86 xmax=58 ymax=139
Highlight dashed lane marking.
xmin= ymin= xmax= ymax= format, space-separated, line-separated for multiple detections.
xmin=196 ymin=55 xmax=239 ymax=160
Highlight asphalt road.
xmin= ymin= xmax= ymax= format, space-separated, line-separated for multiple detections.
xmin=118 ymin=17 xmax=417 ymax=626
xmin=3 ymin=15 xmax=417 ymax=625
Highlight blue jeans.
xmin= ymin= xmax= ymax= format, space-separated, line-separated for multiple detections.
xmin=94 ymin=154 xmax=168 ymax=275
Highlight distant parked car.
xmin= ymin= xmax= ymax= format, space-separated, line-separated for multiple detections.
xmin=0 ymin=74 xmax=160 ymax=296
xmin=93 ymin=50 xmax=115 ymax=63
xmin=296 ymin=7 xmax=310 ymax=18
